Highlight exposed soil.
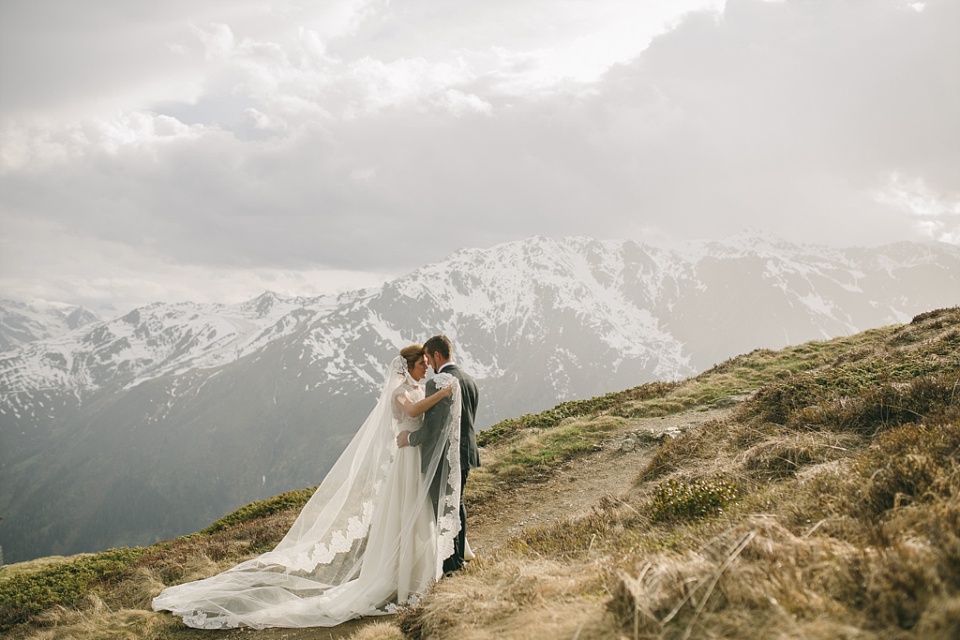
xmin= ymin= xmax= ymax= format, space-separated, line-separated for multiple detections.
xmin=190 ymin=407 xmax=734 ymax=639
xmin=25 ymin=406 xmax=733 ymax=640
xmin=166 ymin=616 xmax=387 ymax=640
xmin=468 ymin=407 xmax=733 ymax=556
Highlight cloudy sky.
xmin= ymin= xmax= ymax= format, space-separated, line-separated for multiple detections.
xmin=1 ymin=0 xmax=957 ymax=315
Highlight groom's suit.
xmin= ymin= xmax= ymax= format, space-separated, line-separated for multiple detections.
xmin=411 ymin=363 xmax=480 ymax=472
xmin=408 ymin=362 xmax=479 ymax=572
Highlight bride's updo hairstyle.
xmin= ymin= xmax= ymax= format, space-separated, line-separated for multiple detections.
xmin=399 ymin=344 xmax=424 ymax=372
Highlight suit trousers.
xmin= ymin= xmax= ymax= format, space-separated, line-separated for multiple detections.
xmin=442 ymin=467 xmax=469 ymax=574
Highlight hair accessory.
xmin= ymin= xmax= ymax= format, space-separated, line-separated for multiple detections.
xmin=392 ymin=355 xmax=408 ymax=377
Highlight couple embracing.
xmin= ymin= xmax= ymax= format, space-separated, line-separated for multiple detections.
xmin=152 ymin=335 xmax=480 ymax=629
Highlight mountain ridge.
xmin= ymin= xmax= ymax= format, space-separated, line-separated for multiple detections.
xmin=0 ymin=299 xmax=101 ymax=352
xmin=0 ymin=234 xmax=958 ymax=564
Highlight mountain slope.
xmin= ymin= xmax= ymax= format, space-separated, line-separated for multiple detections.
xmin=0 ymin=299 xmax=101 ymax=351
xmin=0 ymin=234 xmax=958 ymax=564
xmin=1 ymin=307 xmax=957 ymax=640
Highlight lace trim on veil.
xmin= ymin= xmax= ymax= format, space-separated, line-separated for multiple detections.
xmin=432 ymin=372 xmax=462 ymax=568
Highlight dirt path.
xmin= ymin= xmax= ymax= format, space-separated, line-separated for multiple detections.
xmin=150 ymin=407 xmax=732 ymax=640
xmin=172 ymin=616 xmax=388 ymax=640
xmin=468 ymin=407 xmax=732 ymax=556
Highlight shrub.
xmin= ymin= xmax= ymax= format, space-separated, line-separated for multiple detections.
xmin=651 ymin=477 xmax=739 ymax=522
xmin=851 ymin=421 xmax=960 ymax=520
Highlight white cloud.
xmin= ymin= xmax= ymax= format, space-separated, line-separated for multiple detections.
xmin=245 ymin=107 xmax=287 ymax=132
xmin=350 ymin=166 xmax=377 ymax=182
xmin=0 ymin=111 xmax=211 ymax=172
xmin=876 ymin=173 xmax=960 ymax=244
xmin=97 ymin=112 xmax=204 ymax=152
xmin=1 ymin=0 xmax=957 ymax=312
xmin=0 ymin=213 xmax=392 ymax=316
xmin=194 ymin=22 xmax=236 ymax=60
xmin=876 ymin=173 xmax=960 ymax=218
xmin=337 ymin=56 xmax=474 ymax=115
xmin=434 ymin=90 xmax=492 ymax=117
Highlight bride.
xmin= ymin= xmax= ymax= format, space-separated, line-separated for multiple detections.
xmin=152 ymin=344 xmax=463 ymax=629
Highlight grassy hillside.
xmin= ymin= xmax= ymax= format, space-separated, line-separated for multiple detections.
xmin=1 ymin=307 xmax=958 ymax=639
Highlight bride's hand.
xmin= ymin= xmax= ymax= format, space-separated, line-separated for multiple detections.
xmin=440 ymin=382 xmax=455 ymax=397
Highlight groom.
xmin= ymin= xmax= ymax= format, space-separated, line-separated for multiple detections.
xmin=396 ymin=334 xmax=480 ymax=574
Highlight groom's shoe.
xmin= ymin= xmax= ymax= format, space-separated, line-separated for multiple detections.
xmin=442 ymin=559 xmax=463 ymax=577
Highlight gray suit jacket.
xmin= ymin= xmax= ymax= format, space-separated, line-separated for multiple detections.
xmin=409 ymin=363 xmax=480 ymax=472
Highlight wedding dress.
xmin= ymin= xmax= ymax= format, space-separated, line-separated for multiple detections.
xmin=152 ymin=356 xmax=462 ymax=629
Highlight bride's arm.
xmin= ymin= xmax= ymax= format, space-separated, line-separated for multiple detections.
xmin=398 ymin=384 xmax=453 ymax=418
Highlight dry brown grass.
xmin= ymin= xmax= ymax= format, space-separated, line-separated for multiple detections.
xmin=398 ymin=556 xmax=615 ymax=640
xmin=610 ymin=516 xmax=859 ymax=639
xmin=7 ymin=308 xmax=959 ymax=639
xmin=606 ymin=492 xmax=960 ymax=639
xmin=345 ymin=621 xmax=407 ymax=640
xmin=596 ymin=413 xmax=960 ymax=639
xmin=11 ymin=594 xmax=169 ymax=640
xmin=400 ymin=310 xmax=960 ymax=640
xmin=742 ymin=429 xmax=862 ymax=479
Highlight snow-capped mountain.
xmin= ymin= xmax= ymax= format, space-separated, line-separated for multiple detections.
xmin=1 ymin=234 xmax=957 ymax=563
xmin=0 ymin=291 xmax=351 ymax=413
xmin=0 ymin=299 xmax=101 ymax=351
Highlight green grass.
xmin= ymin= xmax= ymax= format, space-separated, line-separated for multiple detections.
xmin=0 ymin=488 xmax=320 ymax=631
xmin=200 ymin=486 xmax=316 ymax=535
xmin=650 ymin=477 xmax=739 ymax=523
xmin=458 ymin=308 xmax=960 ymax=640
xmin=5 ymin=307 xmax=959 ymax=638
xmin=476 ymin=381 xmax=679 ymax=446
xmin=739 ymin=317 xmax=960 ymax=435
xmin=468 ymin=416 xmax=628 ymax=505
xmin=0 ymin=547 xmax=146 ymax=631
xmin=852 ymin=421 xmax=960 ymax=520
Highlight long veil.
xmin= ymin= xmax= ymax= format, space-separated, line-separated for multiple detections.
xmin=152 ymin=356 xmax=462 ymax=629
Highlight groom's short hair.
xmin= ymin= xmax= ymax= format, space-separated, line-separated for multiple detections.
xmin=424 ymin=335 xmax=452 ymax=359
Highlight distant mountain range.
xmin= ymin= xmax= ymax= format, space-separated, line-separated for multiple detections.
xmin=0 ymin=299 xmax=101 ymax=351
xmin=1 ymin=234 xmax=958 ymax=563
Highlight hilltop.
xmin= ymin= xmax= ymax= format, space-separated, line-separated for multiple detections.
xmin=1 ymin=307 xmax=958 ymax=639
xmin=3 ymin=234 xmax=958 ymax=566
